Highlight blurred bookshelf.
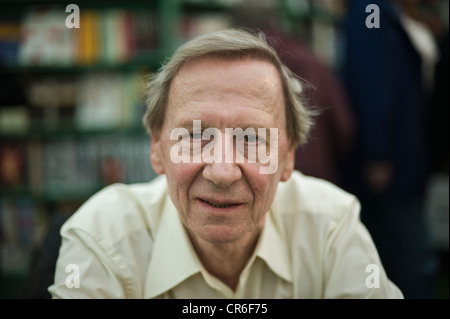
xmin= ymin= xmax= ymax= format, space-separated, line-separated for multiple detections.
xmin=0 ymin=0 xmax=179 ymax=298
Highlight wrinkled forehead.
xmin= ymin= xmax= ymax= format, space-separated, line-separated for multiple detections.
xmin=167 ymin=55 xmax=286 ymax=125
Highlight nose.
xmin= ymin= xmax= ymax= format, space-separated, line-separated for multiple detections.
xmin=202 ymin=129 xmax=243 ymax=187
xmin=203 ymin=162 xmax=242 ymax=188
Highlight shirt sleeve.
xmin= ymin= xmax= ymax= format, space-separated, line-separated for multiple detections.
xmin=48 ymin=227 xmax=129 ymax=299
xmin=323 ymin=198 xmax=404 ymax=299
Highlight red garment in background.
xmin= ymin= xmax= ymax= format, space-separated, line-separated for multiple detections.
xmin=264 ymin=28 xmax=355 ymax=184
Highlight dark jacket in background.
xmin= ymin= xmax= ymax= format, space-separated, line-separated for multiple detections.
xmin=341 ymin=0 xmax=438 ymax=298
xmin=342 ymin=0 xmax=429 ymax=199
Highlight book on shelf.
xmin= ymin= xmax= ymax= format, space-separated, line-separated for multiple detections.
xmin=77 ymin=10 xmax=100 ymax=65
xmin=74 ymin=71 xmax=146 ymax=130
xmin=0 ymin=142 xmax=26 ymax=190
xmin=0 ymin=198 xmax=48 ymax=273
xmin=0 ymin=199 xmax=37 ymax=247
xmin=75 ymin=72 xmax=123 ymax=130
xmin=19 ymin=69 xmax=145 ymax=131
xmin=40 ymin=136 xmax=156 ymax=199
xmin=0 ymin=17 xmax=21 ymax=66
xmin=179 ymin=14 xmax=231 ymax=41
xmin=27 ymin=140 xmax=44 ymax=197
xmin=101 ymin=9 xmax=135 ymax=65
xmin=0 ymin=106 xmax=30 ymax=134
xmin=18 ymin=6 xmax=76 ymax=66
xmin=135 ymin=10 xmax=159 ymax=54
xmin=12 ymin=6 xmax=160 ymax=68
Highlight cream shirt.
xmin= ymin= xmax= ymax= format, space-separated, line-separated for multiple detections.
xmin=48 ymin=171 xmax=403 ymax=299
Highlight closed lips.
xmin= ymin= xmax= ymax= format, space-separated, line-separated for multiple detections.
xmin=199 ymin=198 xmax=241 ymax=208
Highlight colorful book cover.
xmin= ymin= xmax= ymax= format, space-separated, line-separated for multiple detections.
xmin=77 ymin=10 xmax=100 ymax=65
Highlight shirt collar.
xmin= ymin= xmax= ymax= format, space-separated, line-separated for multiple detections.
xmin=144 ymin=194 xmax=203 ymax=299
xmin=144 ymin=192 xmax=293 ymax=298
xmin=254 ymin=209 xmax=293 ymax=283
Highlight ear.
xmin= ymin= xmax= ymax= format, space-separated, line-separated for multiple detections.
xmin=280 ymin=145 xmax=295 ymax=182
xmin=150 ymin=133 xmax=165 ymax=175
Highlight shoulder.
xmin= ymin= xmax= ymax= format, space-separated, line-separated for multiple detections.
xmin=60 ymin=175 xmax=168 ymax=249
xmin=272 ymin=170 xmax=359 ymax=223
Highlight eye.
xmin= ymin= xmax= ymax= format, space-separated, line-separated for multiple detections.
xmin=243 ymin=134 xmax=258 ymax=143
xmin=189 ymin=131 xmax=203 ymax=140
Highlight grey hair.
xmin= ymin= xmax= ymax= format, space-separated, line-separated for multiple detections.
xmin=143 ymin=28 xmax=314 ymax=146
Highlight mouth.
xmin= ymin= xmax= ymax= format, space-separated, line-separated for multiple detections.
xmin=198 ymin=198 xmax=242 ymax=209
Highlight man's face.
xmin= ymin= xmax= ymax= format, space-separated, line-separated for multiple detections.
xmin=151 ymin=56 xmax=295 ymax=245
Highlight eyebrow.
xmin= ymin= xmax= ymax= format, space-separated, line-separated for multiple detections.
xmin=173 ymin=119 xmax=275 ymax=131
xmin=172 ymin=108 xmax=276 ymax=129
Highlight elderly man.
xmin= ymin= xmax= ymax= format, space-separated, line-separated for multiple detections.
xmin=49 ymin=29 xmax=402 ymax=298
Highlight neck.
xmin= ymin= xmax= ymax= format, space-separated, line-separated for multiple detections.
xmin=187 ymin=227 xmax=263 ymax=291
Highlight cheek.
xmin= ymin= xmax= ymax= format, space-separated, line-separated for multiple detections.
xmin=245 ymin=166 xmax=280 ymax=211
xmin=165 ymin=163 xmax=202 ymax=200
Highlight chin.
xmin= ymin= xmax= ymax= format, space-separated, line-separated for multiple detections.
xmin=197 ymin=225 xmax=246 ymax=245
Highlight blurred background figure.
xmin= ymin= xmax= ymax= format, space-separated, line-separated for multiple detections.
xmin=425 ymin=28 xmax=449 ymax=296
xmin=341 ymin=0 xmax=447 ymax=298
xmin=232 ymin=2 xmax=355 ymax=187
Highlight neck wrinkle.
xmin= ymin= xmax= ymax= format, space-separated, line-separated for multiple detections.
xmin=185 ymin=223 xmax=263 ymax=291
